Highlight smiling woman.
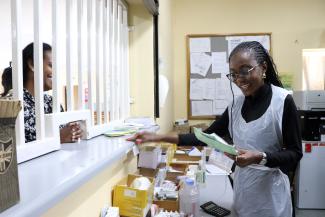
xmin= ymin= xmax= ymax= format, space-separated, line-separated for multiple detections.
xmin=3 ymin=43 xmax=83 ymax=144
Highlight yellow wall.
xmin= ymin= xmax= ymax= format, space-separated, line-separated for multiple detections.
xmin=155 ymin=0 xmax=175 ymax=133
xmin=129 ymin=0 xmax=175 ymax=133
xmin=171 ymin=0 xmax=325 ymax=124
xmin=129 ymin=0 xmax=325 ymax=127
xmin=43 ymin=153 xmax=137 ymax=217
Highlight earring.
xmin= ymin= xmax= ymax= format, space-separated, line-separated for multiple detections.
xmin=262 ymin=73 xmax=266 ymax=79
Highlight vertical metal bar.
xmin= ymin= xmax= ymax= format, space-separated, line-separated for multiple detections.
xmin=96 ymin=0 xmax=101 ymax=125
xmin=103 ymin=0 xmax=109 ymax=123
xmin=52 ymin=0 xmax=60 ymax=113
xmin=112 ymin=0 xmax=118 ymax=120
xmin=11 ymin=0 xmax=25 ymax=145
xmin=123 ymin=9 xmax=130 ymax=118
xmin=78 ymin=0 xmax=84 ymax=109
xmin=87 ymin=0 xmax=94 ymax=125
xmin=108 ymin=0 xmax=114 ymax=121
xmin=117 ymin=4 xmax=122 ymax=119
xmin=34 ymin=0 xmax=45 ymax=140
xmin=66 ymin=0 xmax=73 ymax=111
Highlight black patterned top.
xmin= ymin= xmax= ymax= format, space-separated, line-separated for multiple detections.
xmin=4 ymin=89 xmax=64 ymax=143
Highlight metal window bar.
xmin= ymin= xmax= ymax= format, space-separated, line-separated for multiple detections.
xmin=103 ymin=0 xmax=109 ymax=123
xmin=108 ymin=0 xmax=114 ymax=121
xmin=95 ymin=0 xmax=102 ymax=125
xmin=66 ymin=0 xmax=73 ymax=111
xmin=52 ymin=0 xmax=60 ymax=113
xmin=34 ymin=0 xmax=45 ymax=140
xmin=11 ymin=0 xmax=25 ymax=146
xmin=9 ymin=0 xmax=130 ymax=163
xmin=78 ymin=0 xmax=85 ymax=110
xmin=87 ymin=0 xmax=94 ymax=124
xmin=123 ymin=8 xmax=130 ymax=118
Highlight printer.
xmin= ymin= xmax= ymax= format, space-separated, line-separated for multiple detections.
xmin=293 ymin=90 xmax=325 ymax=111
xmin=293 ymin=90 xmax=325 ymax=209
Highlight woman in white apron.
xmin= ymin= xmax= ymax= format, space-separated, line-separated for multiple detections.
xmin=127 ymin=41 xmax=302 ymax=217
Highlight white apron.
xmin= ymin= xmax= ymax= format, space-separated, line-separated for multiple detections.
xmin=228 ymin=85 xmax=292 ymax=217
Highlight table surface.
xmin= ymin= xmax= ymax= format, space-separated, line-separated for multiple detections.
xmin=198 ymin=174 xmax=236 ymax=217
xmin=0 ymin=135 xmax=135 ymax=217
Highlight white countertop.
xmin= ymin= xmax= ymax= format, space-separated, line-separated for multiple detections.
xmin=0 ymin=135 xmax=135 ymax=217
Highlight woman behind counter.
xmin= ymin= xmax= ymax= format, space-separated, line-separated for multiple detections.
xmin=128 ymin=41 xmax=302 ymax=217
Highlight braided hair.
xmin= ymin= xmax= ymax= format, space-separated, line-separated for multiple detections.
xmin=229 ymin=41 xmax=283 ymax=88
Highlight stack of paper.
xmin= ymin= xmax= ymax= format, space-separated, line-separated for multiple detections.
xmin=193 ymin=127 xmax=238 ymax=156
xmin=104 ymin=126 xmax=138 ymax=137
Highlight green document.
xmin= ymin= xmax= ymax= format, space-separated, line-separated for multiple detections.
xmin=194 ymin=127 xmax=238 ymax=156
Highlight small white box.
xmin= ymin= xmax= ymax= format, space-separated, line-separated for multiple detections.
xmin=138 ymin=146 xmax=162 ymax=169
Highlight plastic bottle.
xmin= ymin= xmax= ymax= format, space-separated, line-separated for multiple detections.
xmin=179 ymin=178 xmax=200 ymax=217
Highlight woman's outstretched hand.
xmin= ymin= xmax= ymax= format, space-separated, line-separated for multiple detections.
xmin=126 ymin=131 xmax=159 ymax=144
xmin=60 ymin=122 xmax=83 ymax=143
xmin=225 ymin=149 xmax=263 ymax=167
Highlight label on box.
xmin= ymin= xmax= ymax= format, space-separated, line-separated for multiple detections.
xmin=124 ymin=189 xmax=137 ymax=198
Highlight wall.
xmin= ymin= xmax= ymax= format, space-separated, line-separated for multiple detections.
xmin=171 ymin=0 xmax=325 ymax=124
xmin=128 ymin=0 xmax=174 ymax=133
xmin=44 ymin=153 xmax=137 ymax=217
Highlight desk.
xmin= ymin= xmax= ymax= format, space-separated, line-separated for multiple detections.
xmin=0 ymin=135 xmax=137 ymax=217
xmin=199 ymin=174 xmax=236 ymax=217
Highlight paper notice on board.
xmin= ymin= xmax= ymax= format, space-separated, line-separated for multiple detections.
xmin=190 ymin=53 xmax=211 ymax=76
xmin=190 ymin=38 xmax=211 ymax=53
xmin=213 ymin=99 xmax=228 ymax=115
xmin=192 ymin=100 xmax=213 ymax=116
xmin=190 ymin=79 xmax=204 ymax=100
xmin=243 ymin=35 xmax=270 ymax=51
xmin=211 ymin=52 xmax=228 ymax=74
xmin=215 ymin=78 xmax=230 ymax=99
xmin=226 ymin=36 xmax=243 ymax=57
xmin=191 ymin=79 xmax=216 ymax=100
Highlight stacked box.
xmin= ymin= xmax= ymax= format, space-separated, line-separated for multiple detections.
xmin=113 ymin=174 xmax=154 ymax=217
xmin=0 ymin=100 xmax=21 ymax=213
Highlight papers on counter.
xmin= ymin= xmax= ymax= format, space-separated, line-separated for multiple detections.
xmin=193 ymin=127 xmax=238 ymax=156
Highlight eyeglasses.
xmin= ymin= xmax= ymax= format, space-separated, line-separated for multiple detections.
xmin=226 ymin=64 xmax=259 ymax=82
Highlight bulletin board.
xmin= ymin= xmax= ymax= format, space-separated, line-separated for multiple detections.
xmin=187 ymin=33 xmax=272 ymax=120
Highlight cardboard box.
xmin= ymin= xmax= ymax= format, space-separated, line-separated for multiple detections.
xmin=113 ymin=174 xmax=154 ymax=217
xmin=154 ymin=198 xmax=179 ymax=212
xmin=0 ymin=100 xmax=21 ymax=213
xmin=158 ymin=163 xmax=188 ymax=183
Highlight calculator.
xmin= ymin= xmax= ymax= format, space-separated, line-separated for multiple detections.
xmin=200 ymin=201 xmax=231 ymax=217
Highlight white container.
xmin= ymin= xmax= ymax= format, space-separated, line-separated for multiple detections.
xmin=179 ymin=178 xmax=200 ymax=217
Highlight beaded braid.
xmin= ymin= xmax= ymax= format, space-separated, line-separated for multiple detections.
xmin=229 ymin=41 xmax=283 ymax=88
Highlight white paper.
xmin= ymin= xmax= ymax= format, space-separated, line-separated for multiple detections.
xmin=243 ymin=35 xmax=270 ymax=51
xmin=191 ymin=100 xmax=213 ymax=116
xmin=213 ymin=100 xmax=228 ymax=115
xmin=190 ymin=53 xmax=211 ymax=76
xmin=211 ymin=52 xmax=228 ymax=74
xmin=215 ymin=78 xmax=231 ymax=99
xmin=190 ymin=38 xmax=211 ymax=53
xmin=190 ymin=79 xmax=204 ymax=100
xmin=190 ymin=79 xmax=216 ymax=100
xmin=226 ymin=36 xmax=243 ymax=57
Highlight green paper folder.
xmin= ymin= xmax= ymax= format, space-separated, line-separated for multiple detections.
xmin=194 ymin=127 xmax=238 ymax=156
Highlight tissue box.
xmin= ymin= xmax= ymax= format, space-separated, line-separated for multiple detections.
xmin=0 ymin=100 xmax=21 ymax=213
xmin=113 ymin=174 xmax=154 ymax=217
xmin=138 ymin=146 xmax=162 ymax=169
